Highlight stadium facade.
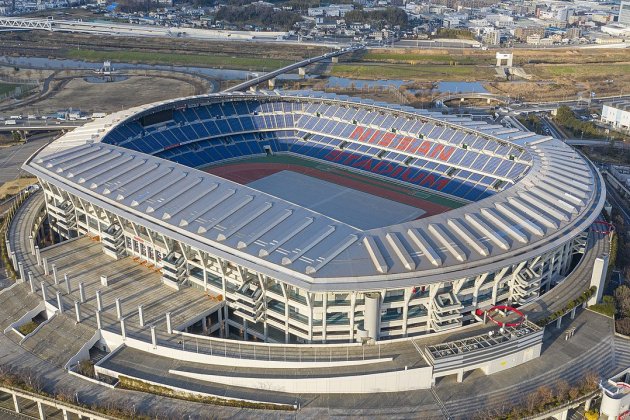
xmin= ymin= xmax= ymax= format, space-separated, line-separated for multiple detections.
xmin=24 ymin=91 xmax=605 ymax=345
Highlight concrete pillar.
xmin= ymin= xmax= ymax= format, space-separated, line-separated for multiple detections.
xmin=79 ymin=282 xmax=85 ymax=303
xmin=456 ymin=370 xmax=464 ymax=383
xmin=120 ymin=317 xmax=126 ymax=340
xmin=18 ymin=261 xmax=25 ymax=282
xmin=35 ymin=246 xmax=41 ymax=266
xmin=138 ymin=305 xmax=144 ymax=327
xmin=42 ymin=257 xmax=49 ymax=275
xmin=116 ymin=298 xmax=122 ymax=320
xmin=588 ymin=255 xmax=609 ymax=305
xmin=64 ymin=273 xmax=71 ymax=294
xmin=52 ymin=264 xmax=58 ymax=284
xmin=166 ymin=312 xmax=172 ymax=334
xmin=12 ymin=393 xmax=19 ymax=413
xmin=151 ymin=325 xmax=157 ymax=349
xmin=56 ymin=291 xmax=63 ymax=313
xmin=218 ymin=309 xmax=224 ymax=338
xmin=28 ymin=271 xmax=35 ymax=293
xmin=298 ymin=67 xmax=306 ymax=77
xmin=11 ymin=252 xmax=17 ymax=269
xmin=96 ymin=310 xmax=102 ymax=330
xmin=332 ymin=56 xmax=339 ymax=63
xmin=364 ymin=292 xmax=381 ymax=342
xmin=40 ymin=282 xmax=47 ymax=302
xmin=37 ymin=401 xmax=45 ymax=420
xmin=556 ymin=315 xmax=562 ymax=329
xmin=244 ymin=319 xmax=249 ymax=341
xmin=202 ymin=316 xmax=208 ymax=334
xmin=96 ymin=289 xmax=103 ymax=311
xmin=74 ymin=301 xmax=81 ymax=323
xmin=571 ymin=306 xmax=577 ymax=319
xmin=268 ymin=78 xmax=276 ymax=89
xmin=62 ymin=409 xmax=69 ymax=420
xmin=29 ymin=235 xmax=35 ymax=255
xmin=100 ymin=275 xmax=108 ymax=287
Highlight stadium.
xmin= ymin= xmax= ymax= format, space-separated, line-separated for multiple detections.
xmin=23 ymin=90 xmax=605 ymax=349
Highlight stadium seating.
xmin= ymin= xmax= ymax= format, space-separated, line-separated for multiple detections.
xmin=101 ymin=99 xmax=532 ymax=202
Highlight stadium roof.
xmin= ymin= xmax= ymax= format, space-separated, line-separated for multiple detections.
xmin=24 ymin=92 xmax=605 ymax=292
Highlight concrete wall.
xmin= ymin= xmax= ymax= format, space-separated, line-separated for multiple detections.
xmin=169 ymin=365 xmax=434 ymax=394
xmin=99 ymin=330 xmax=393 ymax=369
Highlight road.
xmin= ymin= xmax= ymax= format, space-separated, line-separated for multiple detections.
xmin=0 ymin=132 xmax=56 ymax=184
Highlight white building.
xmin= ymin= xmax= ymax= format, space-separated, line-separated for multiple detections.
xmin=600 ymin=368 xmax=630 ymax=419
xmin=601 ymin=100 xmax=630 ymax=131
xmin=619 ymin=0 xmax=630 ymax=26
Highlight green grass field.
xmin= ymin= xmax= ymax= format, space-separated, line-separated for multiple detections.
xmin=531 ymin=63 xmax=630 ymax=78
xmin=0 ymin=83 xmax=18 ymax=96
xmin=330 ymin=63 xmax=494 ymax=81
xmin=66 ymin=49 xmax=293 ymax=71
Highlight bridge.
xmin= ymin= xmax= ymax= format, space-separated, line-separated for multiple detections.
xmin=223 ymin=46 xmax=363 ymax=92
xmin=435 ymin=92 xmax=513 ymax=106
xmin=0 ymin=17 xmax=53 ymax=31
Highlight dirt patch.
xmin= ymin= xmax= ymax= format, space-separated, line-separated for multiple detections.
xmin=9 ymin=75 xmax=197 ymax=114
xmin=0 ymin=177 xmax=37 ymax=200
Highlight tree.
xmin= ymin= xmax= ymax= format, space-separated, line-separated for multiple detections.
xmin=616 ymin=317 xmax=630 ymax=335
xmin=555 ymin=379 xmax=570 ymax=402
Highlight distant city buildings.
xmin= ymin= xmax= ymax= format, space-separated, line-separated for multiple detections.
xmin=0 ymin=0 xmax=627 ymax=47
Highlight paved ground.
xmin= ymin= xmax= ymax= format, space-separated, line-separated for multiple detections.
xmin=0 ymin=132 xmax=56 ymax=185
xmin=248 ymin=170 xmax=425 ymax=229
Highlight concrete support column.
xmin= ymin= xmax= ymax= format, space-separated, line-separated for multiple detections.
xmin=35 ymin=246 xmax=41 ymax=266
xmin=29 ymin=235 xmax=35 ymax=255
xmin=588 ymin=255 xmax=609 ymax=306
xmin=298 ymin=67 xmax=306 ymax=77
xmin=42 ymin=257 xmax=49 ymax=275
xmin=332 ymin=56 xmax=339 ymax=63
xmin=56 ymin=291 xmax=63 ymax=313
xmin=64 ymin=273 xmax=71 ymax=294
xmin=138 ymin=305 xmax=144 ymax=327
xmin=78 ymin=282 xmax=85 ymax=303
xmin=456 ymin=370 xmax=464 ymax=383
xmin=244 ymin=319 xmax=248 ymax=341
xmin=364 ymin=292 xmax=381 ymax=343
xmin=151 ymin=325 xmax=157 ymax=349
xmin=120 ymin=317 xmax=126 ymax=340
xmin=28 ymin=271 xmax=35 ymax=293
xmin=556 ymin=315 xmax=562 ymax=329
xmin=74 ymin=301 xmax=81 ymax=323
xmin=11 ymin=252 xmax=17 ymax=269
xmin=96 ymin=289 xmax=103 ymax=311
xmin=571 ymin=307 xmax=577 ymax=319
xmin=62 ymin=409 xmax=69 ymax=420
xmin=18 ymin=261 xmax=25 ymax=283
xmin=37 ymin=401 xmax=45 ymax=420
xmin=268 ymin=77 xmax=276 ymax=89
xmin=96 ymin=310 xmax=102 ymax=330
xmin=218 ymin=308 xmax=223 ymax=338
xmin=52 ymin=264 xmax=58 ymax=284
xmin=40 ymin=282 xmax=47 ymax=302
xmin=202 ymin=316 xmax=208 ymax=334
xmin=116 ymin=298 xmax=122 ymax=320
xmin=12 ymin=393 xmax=19 ymax=413
xmin=166 ymin=312 xmax=172 ymax=334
